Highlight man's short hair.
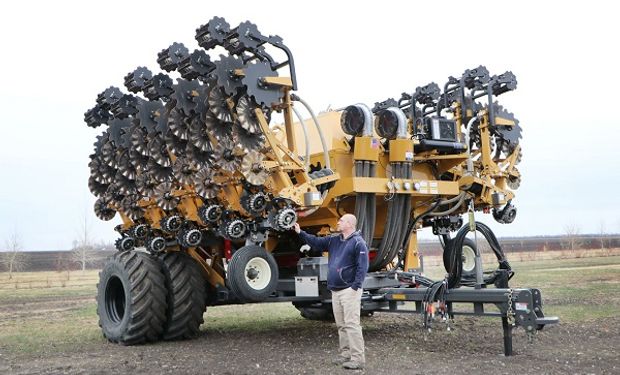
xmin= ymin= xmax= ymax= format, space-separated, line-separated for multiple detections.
xmin=342 ymin=214 xmax=357 ymax=228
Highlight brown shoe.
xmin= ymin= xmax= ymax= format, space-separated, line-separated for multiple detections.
xmin=343 ymin=361 xmax=364 ymax=370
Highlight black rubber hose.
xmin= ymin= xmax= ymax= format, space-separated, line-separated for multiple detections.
xmin=393 ymin=165 xmax=414 ymax=267
xmin=359 ymin=161 xmax=366 ymax=240
xmin=372 ymin=194 xmax=395 ymax=268
xmin=381 ymin=163 xmax=404 ymax=268
xmin=392 ymin=163 xmax=410 ymax=267
xmin=370 ymin=163 xmax=399 ymax=270
xmin=394 ymin=199 xmax=443 ymax=270
xmin=353 ymin=160 xmax=376 ymax=259
xmin=366 ymin=162 xmax=377 ymax=246
xmin=396 ymin=163 xmax=413 ymax=254
xmin=382 ymin=164 xmax=400 ymax=260
xmin=385 ymin=164 xmax=406 ymax=265
xmin=354 ymin=162 xmax=366 ymax=235
xmin=362 ymin=161 xmax=371 ymax=241
xmin=446 ymin=222 xmax=513 ymax=288
xmin=370 ymin=200 xmax=393 ymax=269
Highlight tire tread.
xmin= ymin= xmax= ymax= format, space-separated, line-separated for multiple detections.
xmin=97 ymin=251 xmax=167 ymax=345
xmin=159 ymin=252 xmax=207 ymax=340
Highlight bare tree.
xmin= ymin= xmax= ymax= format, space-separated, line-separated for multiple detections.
xmin=55 ymin=252 xmax=71 ymax=273
xmin=1 ymin=231 xmax=28 ymax=280
xmin=71 ymin=215 xmax=98 ymax=272
xmin=562 ymin=222 xmax=582 ymax=250
xmin=599 ymin=220 xmax=607 ymax=249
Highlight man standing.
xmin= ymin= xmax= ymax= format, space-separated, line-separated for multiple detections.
xmin=294 ymin=214 xmax=369 ymax=370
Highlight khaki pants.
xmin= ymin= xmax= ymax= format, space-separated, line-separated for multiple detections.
xmin=331 ymin=287 xmax=365 ymax=364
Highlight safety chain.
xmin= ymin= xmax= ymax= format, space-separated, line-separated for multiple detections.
xmin=506 ymin=288 xmax=515 ymax=326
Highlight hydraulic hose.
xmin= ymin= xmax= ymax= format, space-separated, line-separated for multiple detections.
xmin=292 ymin=95 xmax=330 ymax=170
xmin=361 ymin=161 xmax=370 ymax=241
xmin=366 ymin=162 xmax=377 ymax=246
xmin=354 ymin=161 xmax=367 ymax=234
xmin=370 ymin=190 xmax=396 ymax=270
xmin=394 ymin=199 xmax=443 ymax=270
xmin=385 ymin=164 xmax=406 ymax=264
xmin=292 ymin=96 xmax=336 ymax=217
xmin=445 ymin=221 xmax=512 ymax=288
xmin=400 ymin=191 xmax=465 ymax=251
xmin=395 ymin=163 xmax=413 ymax=254
xmin=372 ymin=162 xmax=407 ymax=270
xmin=427 ymin=192 xmax=467 ymax=216
xmin=384 ymin=164 xmax=404 ymax=262
xmin=364 ymin=162 xmax=377 ymax=244
xmin=353 ymin=160 xmax=376 ymax=248
xmin=291 ymin=105 xmax=310 ymax=169
xmin=437 ymin=190 xmax=466 ymax=207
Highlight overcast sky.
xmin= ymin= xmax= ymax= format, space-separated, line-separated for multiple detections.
xmin=1 ymin=1 xmax=619 ymax=250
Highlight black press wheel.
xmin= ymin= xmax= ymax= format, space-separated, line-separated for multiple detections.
xmin=227 ymin=245 xmax=278 ymax=302
xmin=443 ymin=237 xmax=478 ymax=277
xmin=97 ymin=251 xmax=167 ymax=345
xmin=293 ymin=301 xmax=374 ymax=322
xmin=293 ymin=303 xmax=335 ymax=321
xmin=460 ymin=238 xmax=478 ymax=277
xmin=158 ymin=251 xmax=207 ymax=340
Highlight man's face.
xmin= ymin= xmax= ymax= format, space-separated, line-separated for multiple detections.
xmin=337 ymin=216 xmax=351 ymax=232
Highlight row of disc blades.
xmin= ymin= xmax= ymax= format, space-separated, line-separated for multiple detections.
xmin=387 ymin=66 xmax=523 ymax=189
xmin=85 ymin=17 xmax=287 ymax=224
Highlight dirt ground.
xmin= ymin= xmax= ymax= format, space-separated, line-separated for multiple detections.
xmin=2 ymin=255 xmax=620 ymax=375
xmin=0 ymin=294 xmax=618 ymax=375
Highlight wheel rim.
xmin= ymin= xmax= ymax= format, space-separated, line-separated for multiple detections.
xmin=462 ymin=245 xmax=476 ymax=273
xmin=105 ymin=276 xmax=126 ymax=324
xmin=244 ymin=257 xmax=271 ymax=290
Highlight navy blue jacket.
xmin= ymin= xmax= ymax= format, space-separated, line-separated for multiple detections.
xmin=298 ymin=230 xmax=369 ymax=291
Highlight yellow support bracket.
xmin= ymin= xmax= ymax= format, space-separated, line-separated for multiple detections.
xmin=262 ymin=76 xmax=293 ymax=88
xmin=186 ymin=247 xmax=226 ymax=288
xmin=403 ymin=231 xmax=419 ymax=272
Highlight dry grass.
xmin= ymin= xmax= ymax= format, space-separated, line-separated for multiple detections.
xmin=0 ymin=254 xmax=619 ymax=355
xmin=0 ymin=270 xmax=99 ymax=290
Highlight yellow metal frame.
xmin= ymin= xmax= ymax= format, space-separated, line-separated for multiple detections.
xmin=353 ymin=136 xmax=381 ymax=161
xmin=388 ymin=139 xmax=414 ymax=162
xmin=110 ymin=67 xmax=523 ymax=290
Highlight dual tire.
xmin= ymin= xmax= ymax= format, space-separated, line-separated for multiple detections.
xmin=159 ymin=252 xmax=207 ymax=340
xmin=97 ymin=250 xmax=207 ymax=345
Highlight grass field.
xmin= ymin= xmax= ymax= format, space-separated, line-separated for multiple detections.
xmin=1 ymin=254 xmax=619 ymax=356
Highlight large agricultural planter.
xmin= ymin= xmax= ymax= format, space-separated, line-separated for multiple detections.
xmin=84 ymin=16 xmax=557 ymax=354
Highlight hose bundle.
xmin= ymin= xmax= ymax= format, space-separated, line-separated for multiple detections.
xmin=393 ymin=192 xmax=467 ymax=271
xmin=443 ymin=221 xmax=513 ymax=288
xmin=395 ymin=221 xmax=513 ymax=329
xmin=368 ymin=162 xmax=412 ymax=271
xmin=420 ymin=279 xmax=450 ymax=330
xmin=354 ymin=161 xmax=377 ymax=248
